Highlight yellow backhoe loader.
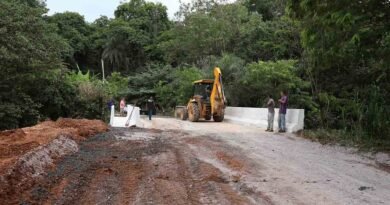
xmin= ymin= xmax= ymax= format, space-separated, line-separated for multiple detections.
xmin=175 ymin=67 xmax=226 ymax=122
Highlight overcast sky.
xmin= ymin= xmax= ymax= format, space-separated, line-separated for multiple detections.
xmin=46 ymin=0 xmax=185 ymax=22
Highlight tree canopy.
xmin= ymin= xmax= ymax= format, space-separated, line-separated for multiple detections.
xmin=0 ymin=0 xmax=66 ymax=128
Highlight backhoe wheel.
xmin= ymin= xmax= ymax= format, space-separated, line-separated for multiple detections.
xmin=188 ymin=103 xmax=200 ymax=122
xmin=213 ymin=111 xmax=225 ymax=122
xmin=205 ymin=114 xmax=212 ymax=121
xmin=180 ymin=108 xmax=188 ymax=120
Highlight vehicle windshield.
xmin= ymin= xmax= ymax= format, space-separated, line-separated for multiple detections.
xmin=193 ymin=83 xmax=213 ymax=98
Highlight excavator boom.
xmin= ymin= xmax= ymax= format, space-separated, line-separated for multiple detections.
xmin=210 ymin=67 xmax=226 ymax=117
xmin=175 ymin=67 xmax=226 ymax=122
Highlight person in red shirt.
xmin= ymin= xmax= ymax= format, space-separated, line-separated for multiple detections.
xmin=120 ymin=98 xmax=126 ymax=116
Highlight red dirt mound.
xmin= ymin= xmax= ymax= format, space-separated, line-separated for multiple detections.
xmin=0 ymin=119 xmax=108 ymax=175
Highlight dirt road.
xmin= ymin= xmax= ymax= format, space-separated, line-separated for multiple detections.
xmin=10 ymin=117 xmax=390 ymax=204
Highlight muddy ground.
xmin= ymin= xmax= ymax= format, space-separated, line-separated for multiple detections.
xmin=1 ymin=117 xmax=390 ymax=204
xmin=5 ymin=128 xmax=271 ymax=205
xmin=0 ymin=119 xmax=108 ymax=205
xmin=0 ymin=119 xmax=108 ymax=173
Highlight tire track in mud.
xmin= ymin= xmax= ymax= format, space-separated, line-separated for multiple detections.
xmin=12 ymin=128 xmax=273 ymax=205
xmin=181 ymin=135 xmax=274 ymax=205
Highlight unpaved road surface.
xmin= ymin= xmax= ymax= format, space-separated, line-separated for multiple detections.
xmin=10 ymin=117 xmax=390 ymax=204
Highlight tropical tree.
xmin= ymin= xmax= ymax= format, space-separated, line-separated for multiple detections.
xmin=242 ymin=0 xmax=287 ymax=20
xmin=0 ymin=0 xmax=66 ymax=129
xmin=47 ymin=12 xmax=91 ymax=70
xmin=160 ymin=2 xmax=301 ymax=66
xmin=101 ymin=0 xmax=171 ymax=73
xmin=288 ymin=0 xmax=390 ymax=137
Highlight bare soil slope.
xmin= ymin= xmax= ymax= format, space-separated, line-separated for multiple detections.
xmin=0 ymin=119 xmax=108 ymax=204
xmin=4 ymin=128 xmax=272 ymax=204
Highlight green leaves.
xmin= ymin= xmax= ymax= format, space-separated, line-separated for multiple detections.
xmin=103 ymin=0 xmax=170 ymax=72
xmin=0 ymin=0 xmax=66 ymax=130
xmin=155 ymin=66 xmax=205 ymax=107
xmin=161 ymin=2 xmax=301 ymax=66
xmin=159 ymin=3 xmax=250 ymax=65
xmin=289 ymin=0 xmax=390 ymax=137
xmin=243 ymin=0 xmax=287 ymax=20
xmin=243 ymin=60 xmax=307 ymax=98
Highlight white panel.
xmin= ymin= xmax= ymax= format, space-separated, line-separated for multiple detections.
xmin=225 ymin=107 xmax=305 ymax=133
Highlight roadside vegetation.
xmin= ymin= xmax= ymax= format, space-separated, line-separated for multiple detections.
xmin=0 ymin=0 xmax=389 ymax=150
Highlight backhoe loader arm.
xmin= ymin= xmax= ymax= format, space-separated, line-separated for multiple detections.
xmin=210 ymin=67 xmax=226 ymax=115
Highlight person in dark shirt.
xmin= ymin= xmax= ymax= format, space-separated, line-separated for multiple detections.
xmin=205 ymin=85 xmax=211 ymax=101
xmin=147 ymin=97 xmax=156 ymax=120
xmin=107 ymin=99 xmax=114 ymax=110
xmin=278 ymin=91 xmax=288 ymax=133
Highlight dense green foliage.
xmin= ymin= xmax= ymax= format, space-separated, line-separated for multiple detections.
xmin=160 ymin=2 xmax=300 ymax=66
xmin=288 ymin=0 xmax=390 ymax=140
xmin=0 ymin=0 xmax=65 ymax=129
xmin=0 ymin=0 xmax=389 ymax=148
xmin=47 ymin=12 xmax=90 ymax=70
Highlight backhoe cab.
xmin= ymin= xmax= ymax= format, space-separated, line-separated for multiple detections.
xmin=175 ymin=67 xmax=226 ymax=122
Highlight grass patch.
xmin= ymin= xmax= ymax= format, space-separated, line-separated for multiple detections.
xmin=300 ymin=129 xmax=390 ymax=153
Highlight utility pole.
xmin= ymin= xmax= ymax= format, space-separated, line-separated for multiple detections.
xmin=101 ymin=59 xmax=105 ymax=83
xmin=101 ymin=58 xmax=106 ymax=121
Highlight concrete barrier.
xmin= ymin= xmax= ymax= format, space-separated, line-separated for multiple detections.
xmin=110 ymin=105 xmax=141 ymax=127
xmin=224 ymin=107 xmax=304 ymax=133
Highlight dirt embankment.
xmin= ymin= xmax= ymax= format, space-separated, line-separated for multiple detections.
xmin=2 ymin=127 xmax=272 ymax=205
xmin=0 ymin=119 xmax=108 ymax=204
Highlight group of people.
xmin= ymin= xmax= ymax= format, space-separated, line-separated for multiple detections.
xmin=107 ymin=97 xmax=156 ymax=121
xmin=108 ymin=92 xmax=288 ymax=131
xmin=266 ymin=91 xmax=288 ymax=133
xmin=106 ymin=98 xmax=129 ymax=116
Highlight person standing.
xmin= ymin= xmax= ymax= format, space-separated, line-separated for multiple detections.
xmin=147 ymin=97 xmax=156 ymax=120
xmin=107 ymin=99 xmax=114 ymax=111
xmin=278 ymin=91 xmax=288 ymax=133
xmin=120 ymin=98 xmax=126 ymax=116
xmin=205 ymin=85 xmax=211 ymax=101
xmin=266 ymin=95 xmax=275 ymax=132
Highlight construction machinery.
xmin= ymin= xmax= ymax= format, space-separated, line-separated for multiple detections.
xmin=175 ymin=67 xmax=226 ymax=122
